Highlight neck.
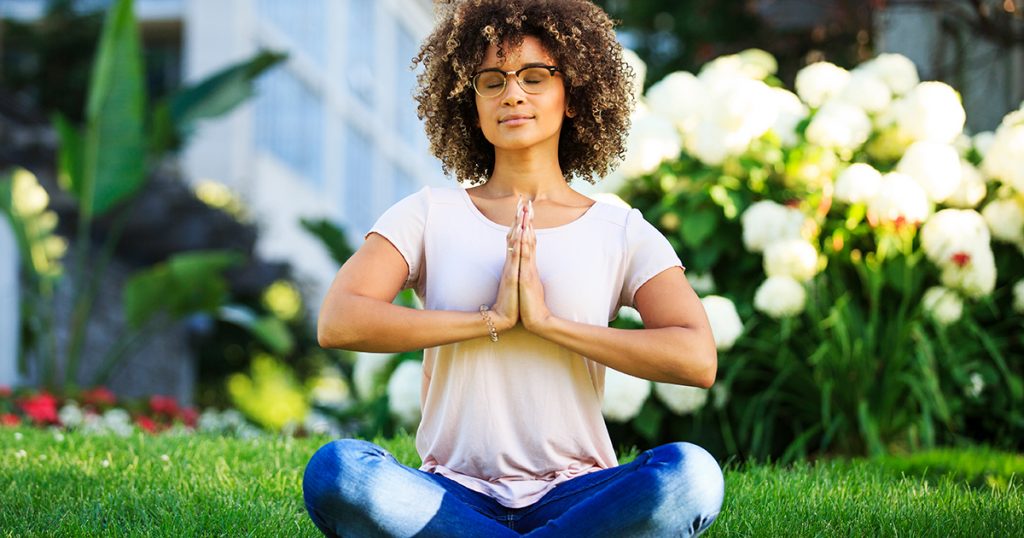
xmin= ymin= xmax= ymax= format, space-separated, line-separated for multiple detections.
xmin=485 ymin=140 xmax=569 ymax=201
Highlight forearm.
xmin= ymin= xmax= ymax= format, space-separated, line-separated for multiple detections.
xmin=533 ymin=317 xmax=717 ymax=387
xmin=318 ymin=294 xmax=504 ymax=353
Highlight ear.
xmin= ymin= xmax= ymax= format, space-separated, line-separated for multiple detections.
xmin=566 ymin=105 xmax=576 ymax=119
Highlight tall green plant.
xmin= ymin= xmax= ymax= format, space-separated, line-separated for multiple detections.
xmin=4 ymin=0 xmax=286 ymax=389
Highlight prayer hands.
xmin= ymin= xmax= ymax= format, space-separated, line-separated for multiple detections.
xmin=491 ymin=195 xmax=553 ymax=333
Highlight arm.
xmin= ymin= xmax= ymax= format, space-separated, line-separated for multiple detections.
xmin=318 ymin=199 xmax=529 ymax=352
xmin=516 ymin=204 xmax=716 ymax=387
xmin=530 ymin=268 xmax=717 ymax=387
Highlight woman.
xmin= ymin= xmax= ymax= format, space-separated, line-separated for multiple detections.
xmin=303 ymin=0 xmax=724 ymax=536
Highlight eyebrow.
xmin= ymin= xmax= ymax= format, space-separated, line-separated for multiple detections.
xmin=478 ymin=61 xmax=553 ymax=71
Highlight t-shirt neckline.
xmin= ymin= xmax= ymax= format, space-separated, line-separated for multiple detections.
xmin=459 ymin=187 xmax=599 ymax=234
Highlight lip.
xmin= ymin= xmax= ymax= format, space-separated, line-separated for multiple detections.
xmin=499 ymin=114 xmax=535 ymax=125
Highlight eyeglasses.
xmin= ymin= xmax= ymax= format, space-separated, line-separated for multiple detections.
xmin=471 ymin=65 xmax=563 ymax=98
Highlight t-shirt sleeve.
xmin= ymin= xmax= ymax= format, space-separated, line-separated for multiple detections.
xmin=364 ymin=185 xmax=430 ymax=290
xmin=619 ymin=207 xmax=685 ymax=309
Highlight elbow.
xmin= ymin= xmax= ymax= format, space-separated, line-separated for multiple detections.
xmin=690 ymin=341 xmax=718 ymax=389
xmin=317 ymin=311 xmax=351 ymax=349
xmin=698 ymin=349 xmax=718 ymax=389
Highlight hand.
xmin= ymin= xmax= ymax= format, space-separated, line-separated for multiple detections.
xmin=490 ymin=195 xmax=525 ymax=331
xmin=517 ymin=199 xmax=553 ymax=332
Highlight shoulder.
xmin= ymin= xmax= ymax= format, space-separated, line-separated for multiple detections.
xmin=579 ymin=193 xmax=642 ymax=231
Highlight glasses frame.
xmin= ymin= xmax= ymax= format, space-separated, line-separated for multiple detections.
xmin=471 ymin=65 xmax=563 ymax=98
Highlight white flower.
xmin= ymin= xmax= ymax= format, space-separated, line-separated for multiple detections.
xmin=895 ymin=141 xmax=962 ymax=203
xmin=622 ymin=48 xmax=647 ymax=101
xmin=754 ymin=276 xmax=807 ymax=318
xmin=836 ymin=71 xmax=891 ymax=113
xmin=102 ymin=409 xmax=134 ymax=437
xmin=856 ymin=53 xmax=919 ymax=95
xmin=1012 ymin=280 xmax=1024 ymax=313
xmin=805 ymin=100 xmax=872 ymax=152
xmin=58 ymin=402 xmax=84 ymax=429
xmin=795 ymin=62 xmax=851 ymax=108
xmin=980 ymin=109 xmax=1024 ymax=191
xmin=769 ymin=87 xmax=809 ymax=147
xmin=621 ymin=106 xmax=682 ymax=176
xmin=940 ymin=245 xmax=996 ymax=299
xmin=197 ymin=409 xmax=223 ymax=432
xmin=646 ymin=71 xmax=707 ymax=135
xmin=653 ymin=383 xmax=708 ymax=415
xmin=764 ymin=239 xmax=819 ymax=282
xmin=353 ymin=352 xmax=396 ymax=402
xmin=867 ymin=172 xmax=931 ymax=225
xmin=101 ymin=459 xmax=110 ymax=468
xmin=972 ymin=131 xmax=996 ymax=159
xmin=965 ymin=372 xmax=984 ymax=399
xmin=893 ymin=81 xmax=966 ymax=144
xmin=14 ymin=432 xmax=23 ymax=441
xmin=387 ymin=360 xmax=423 ymax=428
xmin=921 ymin=286 xmax=964 ymax=325
xmin=616 ymin=306 xmax=643 ymax=325
xmin=15 ymin=449 xmax=27 ymax=459
xmin=944 ymin=161 xmax=987 ymax=209
xmin=683 ymin=75 xmax=778 ymax=165
xmin=602 ymin=368 xmax=651 ymax=422
xmin=303 ymin=411 xmax=339 ymax=436
xmin=920 ymin=209 xmax=990 ymax=266
xmin=953 ymin=133 xmax=973 ymax=157
xmin=981 ymin=198 xmax=1024 ymax=245
xmin=737 ymin=48 xmax=778 ymax=79
xmin=160 ymin=454 xmax=170 ymax=463
xmin=834 ymin=163 xmax=883 ymax=204
xmin=741 ymin=200 xmax=807 ymax=253
xmin=688 ymin=272 xmax=716 ymax=295
xmin=700 ymin=296 xmax=743 ymax=351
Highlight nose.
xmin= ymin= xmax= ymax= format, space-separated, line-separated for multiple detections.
xmin=500 ymin=75 xmax=527 ymax=106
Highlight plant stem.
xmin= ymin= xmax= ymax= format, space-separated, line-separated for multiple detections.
xmin=64 ymin=205 xmax=133 ymax=387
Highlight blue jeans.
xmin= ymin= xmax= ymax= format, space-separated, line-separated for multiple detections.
xmin=303 ymin=439 xmax=724 ymax=537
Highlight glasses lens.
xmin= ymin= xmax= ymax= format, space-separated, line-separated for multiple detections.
xmin=517 ymin=67 xmax=554 ymax=94
xmin=474 ymin=71 xmax=506 ymax=96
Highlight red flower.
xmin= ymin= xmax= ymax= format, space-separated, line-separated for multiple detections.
xmin=1 ymin=413 xmax=20 ymax=426
xmin=149 ymin=395 xmax=179 ymax=417
xmin=81 ymin=386 xmax=117 ymax=408
xmin=180 ymin=407 xmax=198 ymax=428
xmin=19 ymin=392 xmax=59 ymax=425
xmin=0 ymin=386 xmax=11 ymax=398
xmin=136 ymin=415 xmax=158 ymax=433
xmin=950 ymin=251 xmax=972 ymax=267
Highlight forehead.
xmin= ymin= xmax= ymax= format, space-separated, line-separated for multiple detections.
xmin=479 ymin=36 xmax=556 ymax=68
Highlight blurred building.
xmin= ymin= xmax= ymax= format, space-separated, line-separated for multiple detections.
xmin=2 ymin=0 xmax=442 ymax=309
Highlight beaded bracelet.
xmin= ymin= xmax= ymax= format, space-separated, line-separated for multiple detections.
xmin=479 ymin=305 xmax=499 ymax=342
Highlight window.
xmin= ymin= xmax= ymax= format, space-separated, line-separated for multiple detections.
xmin=254 ymin=69 xmax=325 ymax=186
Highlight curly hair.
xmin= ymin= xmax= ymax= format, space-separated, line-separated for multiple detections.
xmin=412 ymin=0 xmax=635 ymax=185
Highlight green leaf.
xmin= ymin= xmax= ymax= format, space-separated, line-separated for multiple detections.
xmin=52 ymin=113 xmax=83 ymax=195
xmin=680 ymin=207 xmax=717 ymax=248
xmin=632 ymin=399 xmax=664 ymax=442
xmin=165 ymin=50 xmax=287 ymax=143
xmin=123 ymin=250 xmax=243 ymax=328
xmin=301 ymin=217 xmax=355 ymax=266
xmin=80 ymin=0 xmax=146 ymax=217
xmin=216 ymin=305 xmax=295 ymax=355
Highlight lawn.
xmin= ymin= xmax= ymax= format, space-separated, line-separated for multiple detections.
xmin=2 ymin=428 xmax=1022 ymax=536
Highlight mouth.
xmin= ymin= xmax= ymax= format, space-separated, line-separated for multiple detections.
xmin=500 ymin=116 xmax=535 ymax=126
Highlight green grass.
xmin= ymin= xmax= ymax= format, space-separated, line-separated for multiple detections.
xmin=2 ymin=428 xmax=1022 ymax=536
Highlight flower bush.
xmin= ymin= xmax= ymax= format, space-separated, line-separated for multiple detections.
xmin=607 ymin=49 xmax=1023 ymax=459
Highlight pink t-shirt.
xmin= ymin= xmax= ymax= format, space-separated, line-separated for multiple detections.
xmin=365 ymin=185 xmax=684 ymax=508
